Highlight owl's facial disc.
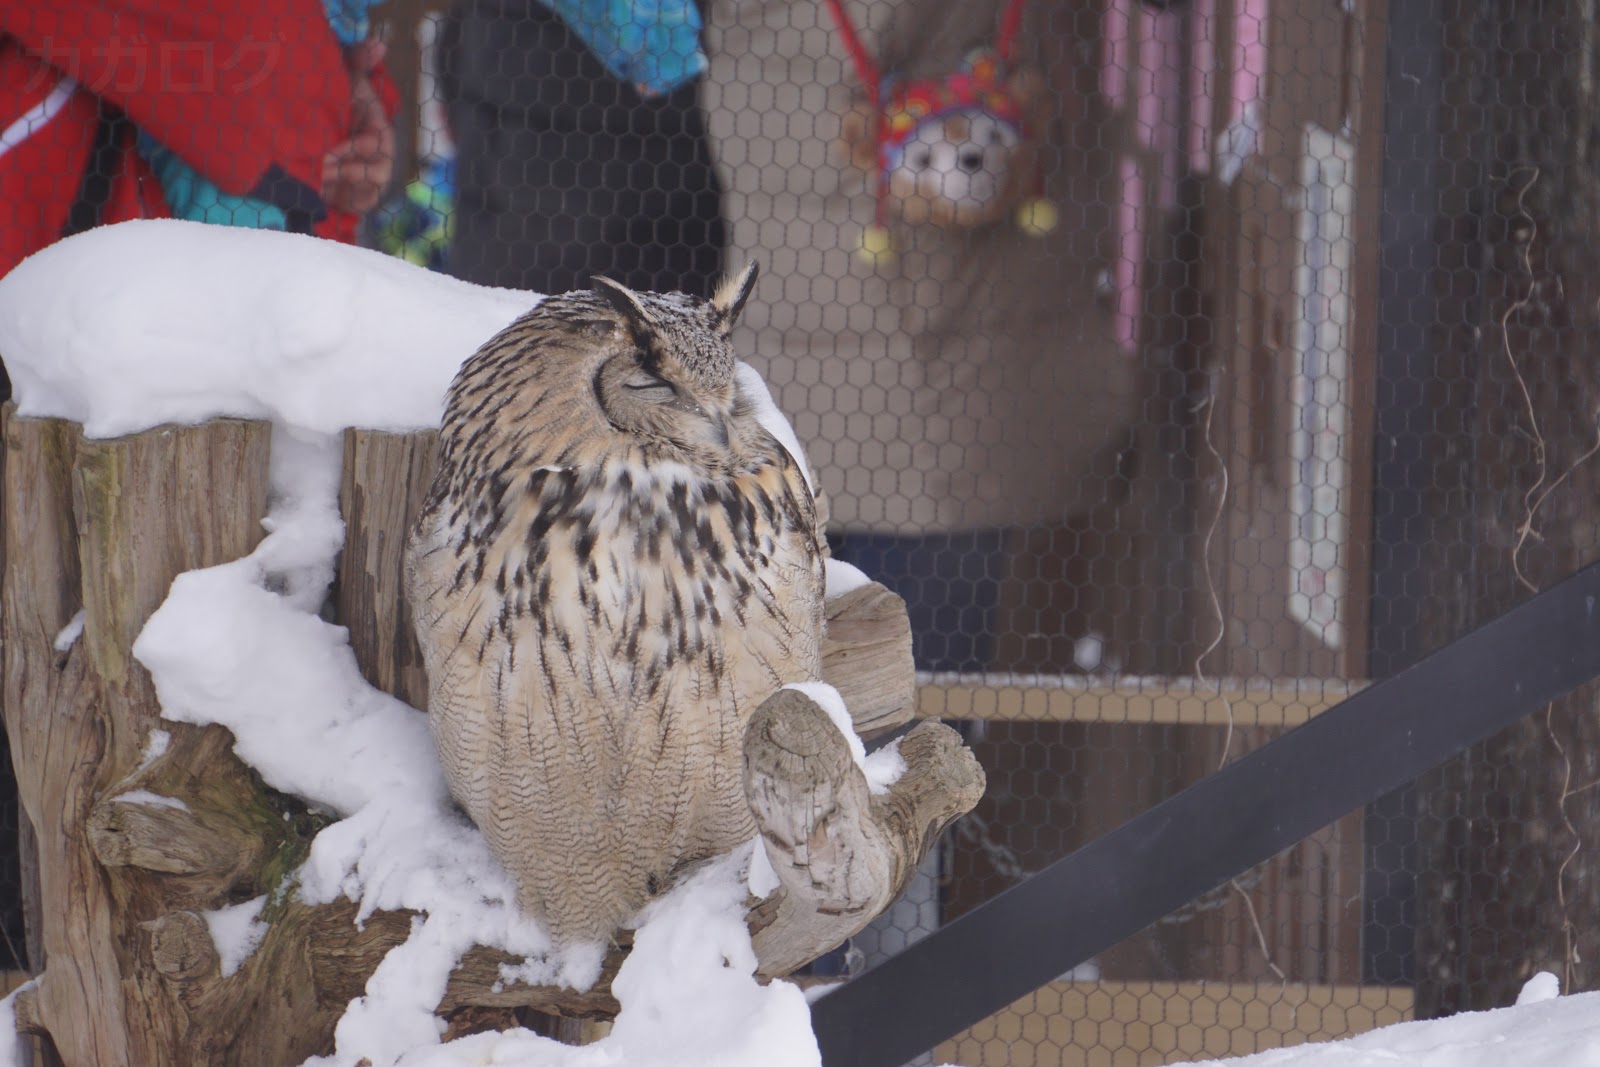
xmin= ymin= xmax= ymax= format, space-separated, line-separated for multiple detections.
xmin=591 ymin=277 xmax=737 ymax=394
xmin=582 ymin=273 xmax=763 ymax=459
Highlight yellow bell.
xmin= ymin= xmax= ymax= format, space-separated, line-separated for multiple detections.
xmin=1016 ymin=197 xmax=1059 ymax=237
xmin=857 ymin=224 xmax=895 ymax=265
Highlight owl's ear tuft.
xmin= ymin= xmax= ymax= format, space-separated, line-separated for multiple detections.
xmin=593 ymin=277 xmax=657 ymax=342
xmin=712 ymin=261 xmax=760 ymax=334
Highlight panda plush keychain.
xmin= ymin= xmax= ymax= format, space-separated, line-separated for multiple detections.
xmin=824 ymin=0 xmax=1060 ymax=263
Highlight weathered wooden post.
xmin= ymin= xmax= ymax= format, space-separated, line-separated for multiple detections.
xmin=0 ymin=408 xmax=982 ymax=1064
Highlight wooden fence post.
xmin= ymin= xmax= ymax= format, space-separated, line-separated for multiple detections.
xmin=0 ymin=408 xmax=978 ymax=1064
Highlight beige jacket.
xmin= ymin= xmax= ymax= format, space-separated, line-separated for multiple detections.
xmin=703 ymin=0 xmax=1138 ymax=535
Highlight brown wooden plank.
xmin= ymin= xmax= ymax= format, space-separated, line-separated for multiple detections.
xmin=918 ymin=677 xmax=1365 ymax=727
xmin=338 ymin=427 xmax=438 ymax=710
xmin=72 ymin=420 xmax=271 ymax=696
xmin=0 ymin=408 xmax=126 ymax=1067
xmin=934 ymin=981 xmax=1414 ymax=1067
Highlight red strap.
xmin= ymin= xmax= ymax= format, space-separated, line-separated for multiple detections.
xmin=821 ymin=0 xmax=881 ymax=100
xmin=995 ymin=0 xmax=1028 ymax=61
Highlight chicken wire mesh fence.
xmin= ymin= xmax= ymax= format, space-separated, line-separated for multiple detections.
xmin=2 ymin=0 xmax=1599 ymax=1064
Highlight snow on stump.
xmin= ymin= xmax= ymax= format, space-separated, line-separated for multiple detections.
xmin=0 ymin=409 xmax=982 ymax=1064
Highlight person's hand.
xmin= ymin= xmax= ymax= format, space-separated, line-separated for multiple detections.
xmin=322 ymin=38 xmax=395 ymax=215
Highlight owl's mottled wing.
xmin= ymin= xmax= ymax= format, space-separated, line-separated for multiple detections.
xmin=409 ymin=463 xmax=659 ymax=946
xmin=408 ymin=448 xmax=821 ymax=947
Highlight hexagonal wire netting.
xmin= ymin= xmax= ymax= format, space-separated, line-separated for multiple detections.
xmin=3 ymin=0 xmax=1599 ymax=1063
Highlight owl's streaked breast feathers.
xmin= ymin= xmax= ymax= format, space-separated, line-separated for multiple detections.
xmin=405 ymin=263 xmax=825 ymax=950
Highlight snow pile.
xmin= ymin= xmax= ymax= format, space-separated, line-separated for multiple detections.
xmin=112 ymin=789 xmax=190 ymax=813
xmin=398 ymin=856 xmax=819 ymax=1067
xmin=3 ymin=221 xmax=1598 ymax=1067
xmin=823 ymin=558 xmax=873 ymax=598
xmin=202 ymin=896 xmax=269 ymax=979
xmin=0 ymin=982 xmax=32 ymax=1067
xmin=1516 ymin=971 xmax=1562 ymax=1005
xmin=0 ymin=219 xmax=536 ymax=438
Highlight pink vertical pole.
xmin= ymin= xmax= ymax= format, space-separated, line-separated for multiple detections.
xmin=1234 ymin=0 xmax=1269 ymax=124
xmin=1104 ymin=0 xmax=1143 ymax=353
xmin=1138 ymin=5 xmax=1183 ymax=209
xmin=1102 ymin=0 xmax=1131 ymax=108
xmin=1116 ymin=157 xmax=1144 ymax=353
xmin=1190 ymin=0 xmax=1218 ymax=173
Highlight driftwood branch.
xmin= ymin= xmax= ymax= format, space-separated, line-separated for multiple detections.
xmin=744 ymin=689 xmax=985 ymax=978
xmin=142 ymin=910 xmax=220 ymax=981
xmin=2 ymin=414 xmax=982 ymax=1061
xmin=822 ymin=582 xmax=917 ymax=740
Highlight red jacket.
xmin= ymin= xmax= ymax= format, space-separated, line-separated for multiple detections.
xmin=0 ymin=0 xmax=396 ymax=277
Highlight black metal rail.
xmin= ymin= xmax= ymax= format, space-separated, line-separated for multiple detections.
xmin=812 ymin=559 xmax=1600 ymax=1067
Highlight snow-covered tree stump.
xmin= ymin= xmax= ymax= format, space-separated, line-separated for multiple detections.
xmin=1 ymin=410 xmax=983 ymax=1064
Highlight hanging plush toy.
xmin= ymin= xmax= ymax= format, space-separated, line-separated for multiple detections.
xmin=825 ymin=0 xmax=1059 ymax=262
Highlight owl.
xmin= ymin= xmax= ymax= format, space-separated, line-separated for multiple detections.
xmin=404 ymin=263 xmax=825 ymax=951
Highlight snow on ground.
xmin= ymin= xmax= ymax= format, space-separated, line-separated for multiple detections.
xmin=0 ymin=220 xmax=1596 ymax=1067
xmin=1198 ymin=976 xmax=1600 ymax=1067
